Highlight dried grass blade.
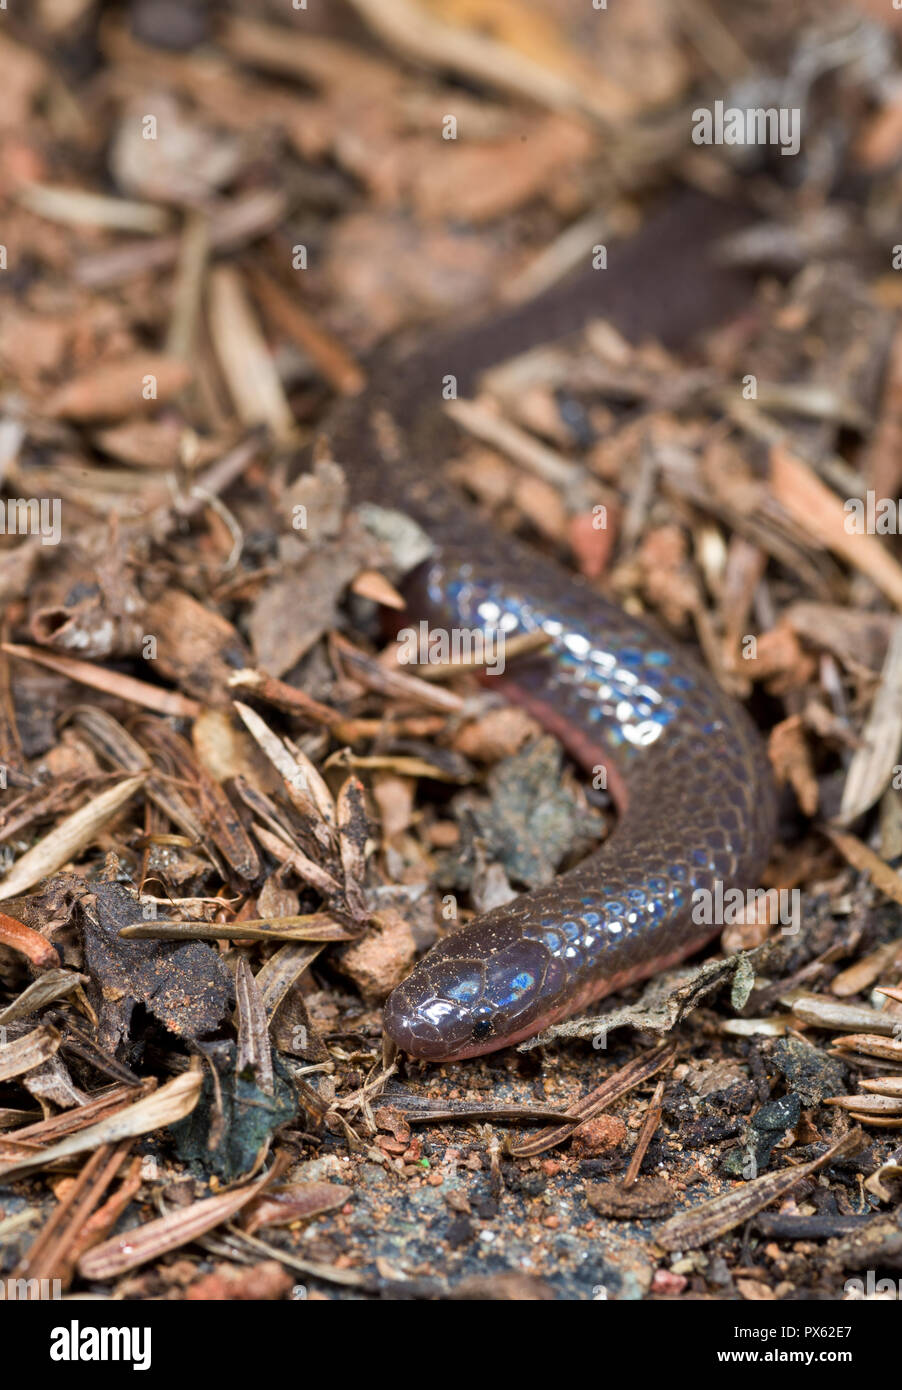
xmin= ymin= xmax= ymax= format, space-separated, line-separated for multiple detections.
xmin=3 ymin=644 xmax=199 ymax=718
xmin=0 ymin=775 xmax=147 ymax=902
xmin=656 ymin=1132 xmax=861 ymax=1252
xmin=235 ymin=957 xmax=274 ymax=1096
xmin=0 ymin=1069 xmax=201 ymax=1179
xmin=253 ymin=824 xmax=343 ymax=900
xmin=77 ymin=1155 xmax=281 ymax=1281
xmin=119 ymin=914 xmax=352 ymax=943
xmin=509 ymin=1042 xmax=674 ymax=1158
xmin=234 ymin=701 xmax=335 ymax=828
xmin=0 ymin=970 xmax=88 ymax=1025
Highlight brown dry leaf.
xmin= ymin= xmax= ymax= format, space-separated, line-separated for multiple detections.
xmin=93 ymin=419 xmax=196 ymax=468
xmin=768 ymin=715 xmax=818 ymax=817
xmin=785 ymin=602 xmax=893 ymax=673
xmin=82 ymin=879 xmax=235 ymax=1050
xmin=0 ymin=32 xmax=50 ymax=130
xmin=242 ymin=1182 xmax=352 ymax=1235
xmin=143 ymin=590 xmax=251 ymax=706
xmin=412 ymin=116 xmax=592 ymax=224
xmin=191 ymin=707 xmax=263 ymax=784
xmin=822 ymin=826 xmax=902 ymax=909
xmin=744 ymin=623 xmax=816 ymax=693
xmin=282 ymin=459 xmax=348 ymax=546
xmin=324 ymin=213 xmax=498 ymax=342
xmin=453 ymin=706 xmax=540 ymax=762
xmin=45 ymin=354 xmax=192 ymax=421
xmin=248 ymin=532 xmax=374 ymax=678
xmin=371 ymin=772 xmax=415 ymax=840
xmin=770 ymin=444 xmax=902 ymax=610
xmin=0 ymin=308 xmax=71 ymax=381
xmin=635 ymin=525 xmax=699 ymax=628
xmin=569 ymin=508 xmax=617 ymax=579
xmin=512 ymin=472 xmax=569 ymax=544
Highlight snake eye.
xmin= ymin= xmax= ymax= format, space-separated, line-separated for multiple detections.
xmin=471 ymin=1018 xmax=493 ymax=1042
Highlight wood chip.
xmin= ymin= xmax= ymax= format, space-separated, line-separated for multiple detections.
xmin=0 ymin=1025 xmax=61 ymax=1082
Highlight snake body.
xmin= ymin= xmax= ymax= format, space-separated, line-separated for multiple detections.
xmin=325 ymin=192 xmax=776 ymax=1060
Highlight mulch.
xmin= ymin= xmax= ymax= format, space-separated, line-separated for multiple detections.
xmin=0 ymin=0 xmax=901 ymax=1302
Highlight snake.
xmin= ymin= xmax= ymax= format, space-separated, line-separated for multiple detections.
xmin=322 ymin=190 xmax=777 ymax=1061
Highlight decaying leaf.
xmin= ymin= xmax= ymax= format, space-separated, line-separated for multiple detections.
xmin=81 ymin=880 xmax=234 ymax=1052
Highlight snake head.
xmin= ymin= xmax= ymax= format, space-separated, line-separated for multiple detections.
xmin=382 ymin=923 xmax=562 ymax=1061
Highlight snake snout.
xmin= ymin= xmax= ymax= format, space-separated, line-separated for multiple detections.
xmin=382 ymin=982 xmax=482 ymax=1061
xmin=383 ymin=930 xmax=552 ymax=1060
